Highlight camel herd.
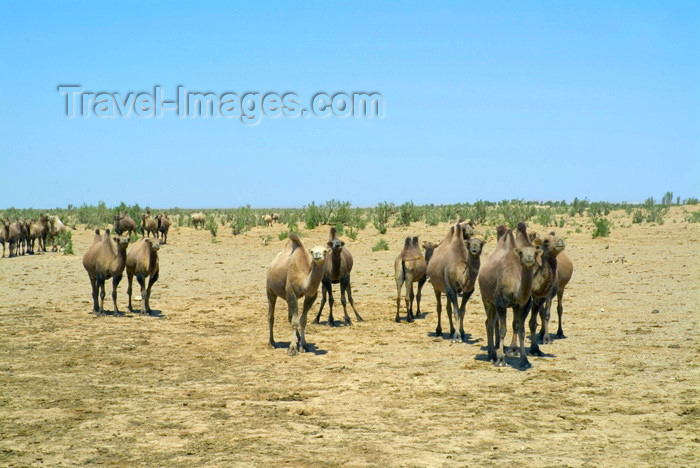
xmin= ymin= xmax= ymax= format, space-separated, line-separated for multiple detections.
xmin=3 ymin=211 xmax=572 ymax=369
xmin=0 ymin=214 xmax=67 ymax=257
xmin=268 ymin=222 xmax=573 ymax=369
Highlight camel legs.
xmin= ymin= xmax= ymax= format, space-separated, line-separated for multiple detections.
xmin=89 ymin=274 xmax=99 ymax=313
xmin=395 ymin=273 xmax=404 ymax=323
xmin=493 ymin=297 xmax=508 ymax=367
xmin=514 ymin=301 xmax=532 ymax=369
xmin=112 ymin=274 xmax=123 ymax=315
xmin=528 ymin=298 xmax=546 ymax=356
xmin=317 ymin=278 xmax=337 ymax=326
xmin=556 ymin=289 xmax=567 ymax=339
xmin=342 ymin=277 xmax=362 ymax=322
xmin=314 ymin=280 xmax=328 ymax=324
xmin=456 ymin=290 xmax=473 ymax=342
xmin=415 ymin=276 xmax=426 ymax=319
xmin=145 ymin=270 xmax=158 ymax=314
xmin=127 ymin=272 xmax=134 ymax=312
xmin=298 ymin=294 xmax=317 ymax=352
xmin=267 ymin=288 xmax=277 ymax=348
xmin=484 ymin=304 xmax=497 ymax=362
xmin=444 ymin=282 xmax=462 ymax=342
xmin=406 ymin=279 xmax=415 ymax=322
xmin=97 ymin=275 xmax=106 ymax=315
xmin=434 ymin=288 xmax=443 ymax=337
xmin=287 ymin=290 xmax=302 ymax=355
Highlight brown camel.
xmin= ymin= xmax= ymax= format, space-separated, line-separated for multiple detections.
xmin=82 ymin=229 xmax=129 ymax=315
xmin=502 ymin=224 xmax=559 ymax=357
xmin=315 ymin=227 xmax=363 ymax=326
xmin=478 ymin=226 xmax=541 ymax=368
xmin=426 ymin=222 xmax=483 ymax=342
xmin=126 ymin=237 xmax=160 ymax=315
xmin=266 ymin=233 xmax=329 ymax=355
xmin=393 ymin=237 xmax=437 ymax=322
xmin=529 ymin=231 xmax=573 ymax=341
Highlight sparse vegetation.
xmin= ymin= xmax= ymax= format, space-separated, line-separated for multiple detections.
xmin=591 ymin=218 xmax=611 ymax=238
xmin=372 ymin=238 xmax=389 ymax=251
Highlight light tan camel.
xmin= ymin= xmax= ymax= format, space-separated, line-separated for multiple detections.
xmin=126 ymin=238 xmax=160 ymax=315
xmin=478 ymin=226 xmax=541 ymax=368
xmin=263 ymin=214 xmax=273 ymax=227
xmin=82 ymin=229 xmax=129 ymax=315
xmin=315 ymin=227 xmax=363 ymax=326
xmin=393 ymin=237 xmax=437 ymax=322
xmin=426 ymin=222 xmax=481 ymax=342
xmin=266 ymin=233 xmax=329 ymax=355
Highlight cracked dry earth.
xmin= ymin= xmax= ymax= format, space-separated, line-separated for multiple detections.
xmin=1 ymin=208 xmax=698 ymax=467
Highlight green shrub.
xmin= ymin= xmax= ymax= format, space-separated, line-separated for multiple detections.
xmin=372 ymin=201 xmax=393 ymax=234
xmin=686 ymin=211 xmax=700 ymax=223
xmin=206 ymin=216 xmax=218 ymax=238
xmin=278 ymin=231 xmax=289 ymax=241
xmin=684 ymin=197 xmax=699 ymax=205
xmin=591 ymin=218 xmax=611 ymax=238
xmin=230 ymin=205 xmax=256 ymax=235
xmin=396 ymin=201 xmax=419 ymax=226
xmin=55 ymin=230 xmax=73 ymax=254
xmin=371 ymin=238 xmax=389 ymax=251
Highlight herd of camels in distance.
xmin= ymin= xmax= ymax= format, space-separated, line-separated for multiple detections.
xmin=4 ymin=209 xmax=573 ymax=370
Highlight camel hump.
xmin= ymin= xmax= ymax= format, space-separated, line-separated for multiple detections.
xmin=496 ymin=225 xmax=507 ymax=240
xmin=329 ymin=226 xmax=338 ymax=241
xmin=288 ymin=232 xmax=302 ymax=245
xmin=403 ymin=237 xmax=411 ymax=249
xmin=517 ymin=222 xmax=527 ymax=235
xmin=412 ymin=236 xmax=419 ymax=247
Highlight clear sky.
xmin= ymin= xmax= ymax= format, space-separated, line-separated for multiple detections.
xmin=0 ymin=1 xmax=698 ymax=208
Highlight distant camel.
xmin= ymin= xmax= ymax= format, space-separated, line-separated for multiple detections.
xmin=315 ymin=227 xmax=363 ymax=326
xmin=263 ymin=214 xmax=273 ymax=227
xmin=266 ymin=233 xmax=329 ymax=355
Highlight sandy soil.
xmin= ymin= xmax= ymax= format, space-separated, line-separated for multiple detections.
xmin=1 ymin=207 xmax=698 ymax=467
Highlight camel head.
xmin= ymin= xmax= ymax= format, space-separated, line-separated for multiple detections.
xmin=549 ymin=232 xmax=566 ymax=255
xmin=466 ymin=237 xmax=486 ymax=257
xmin=513 ymin=245 xmax=541 ymax=268
xmin=309 ymin=246 xmax=330 ymax=263
xmin=458 ymin=221 xmax=475 ymax=239
xmin=144 ymin=238 xmax=161 ymax=252
xmin=327 ymin=238 xmax=344 ymax=254
xmin=117 ymin=236 xmax=130 ymax=250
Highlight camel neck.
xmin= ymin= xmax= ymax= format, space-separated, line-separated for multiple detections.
xmin=330 ymin=250 xmax=342 ymax=278
xmin=304 ymin=260 xmax=326 ymax=296
xmin=516 ymin=264 xmax=535 ymax=304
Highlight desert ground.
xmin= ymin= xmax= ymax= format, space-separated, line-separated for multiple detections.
xmin=1 ymin=207 xmax=698 ymax=467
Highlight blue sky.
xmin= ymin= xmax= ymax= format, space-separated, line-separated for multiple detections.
xmin=0 ymin=1 xmax=698 ymax=208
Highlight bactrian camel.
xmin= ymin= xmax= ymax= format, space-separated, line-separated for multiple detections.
xmin=266 ymin=233 xmax=329 ymax=355
xmin=394 ymin=237 xmax=437 ymax=322
xmin=427 ymin=222 xmax=484 ymax=342
xmin=126 ymin=237 xmax=160 ymax=315
xmin=478 ymin=225 xmax=541 ymax=368
xmin=315 ymin=227 xmax=363 ymax=326
xmin=82 ymin=229 xmax=129 ymax=315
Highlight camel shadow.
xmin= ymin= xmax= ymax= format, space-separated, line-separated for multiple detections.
xmin=93 ymin=309 xmax=166 ymax=318
xmin=475 ymin=347 xmax=557 ymax=370
xmin=314 ymin=320 xmax=353 ymax=328
xmin=272 ymin=341 xmax=327 ymax=356
xmin=428 ymin=331 xmax=479 ymax=345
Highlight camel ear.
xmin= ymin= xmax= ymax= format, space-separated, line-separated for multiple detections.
xmin=340 ymin=241 xmax=345 ymax=247
xmin=324 ymin=248 xmax=331 ymax=256
xmin=327 ymin=241 xmax=333 ymax=248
